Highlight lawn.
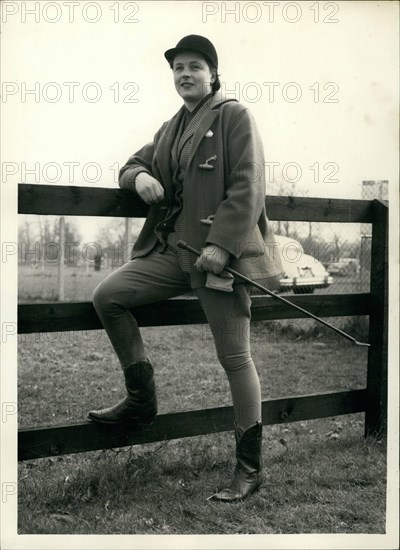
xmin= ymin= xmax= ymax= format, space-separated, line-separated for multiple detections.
xmin=17 ymin=320 xmax=387 ymax=535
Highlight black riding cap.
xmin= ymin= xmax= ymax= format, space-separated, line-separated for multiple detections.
xmin=164 ymin=35 xmax=218 ymax=69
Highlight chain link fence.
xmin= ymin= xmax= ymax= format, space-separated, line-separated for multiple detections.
xmin=268 ymin=180 xmax=388 ymax=296
xmin=269 ymin=219 xmax=371 ymax=295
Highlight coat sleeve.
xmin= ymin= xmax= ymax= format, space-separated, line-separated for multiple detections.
xmin=118 ymin=125 xmax=165 ymax=192
xmin=205 ymin=107 xmax=266 ymax=259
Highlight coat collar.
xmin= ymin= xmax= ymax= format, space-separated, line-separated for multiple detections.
xmin=156 ymin=93 xmax=238 ymax=200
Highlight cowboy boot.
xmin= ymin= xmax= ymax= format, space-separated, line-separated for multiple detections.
xmin=208 ymin=421 xmax=263 ymax=502
xmin=87 ymin=359 xmax=157 ymax=425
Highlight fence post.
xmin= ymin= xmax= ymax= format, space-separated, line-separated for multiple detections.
xmin=364 ymin=200 xmax=388 ymax=437
xmin=125 ymin=218 xmax=132 ymax=262
xmin=58 ymin=216 xmax=65 ymax=301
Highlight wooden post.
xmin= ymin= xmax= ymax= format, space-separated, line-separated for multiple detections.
xmin=41 ymin=244 xmax=45 ymax=274
xmin=125 ymin=218 xmax=132 ymax=262
xmin=365 ymin=200 xmax=388 ymax=437
xmin=58 ymin=216 xmax=65 ymax=301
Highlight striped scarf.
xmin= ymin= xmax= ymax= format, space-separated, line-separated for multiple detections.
xmin=171 ymin=94 xmax=214 ymax=183
xmin=167 ymin=95 xmax=215 ymax=270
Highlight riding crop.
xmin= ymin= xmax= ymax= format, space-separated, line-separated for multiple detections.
xmin=177 ymin=240 xmax=370 ymax=348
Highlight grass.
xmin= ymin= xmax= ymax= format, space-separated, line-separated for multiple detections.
xmin=17 ymin=321 xmax=386 ymax=535
xmin=17 ymin=261 xmax=384 ymax=535
xmin=18 ymin=263 xmax=110 ymax=303
xmin=18 ymin=324 xmax=368 ymax=426
xmin=17 ymin=429 xmax=386 ymax=535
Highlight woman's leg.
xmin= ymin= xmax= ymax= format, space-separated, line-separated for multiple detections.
xmin=88 ymin=244 xmax=191 ymax=424
xmin=194 ymin=283 xmax=261 ymax=434
xmin=195 ymin=283 xmax=264 ymax=501
xmin=93 ymin=244 xmax=190 ymax=368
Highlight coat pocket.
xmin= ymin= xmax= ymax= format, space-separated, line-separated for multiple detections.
xmin=239 ymin=225 xmax=266 ymax=259
xmin=200 ymin=216 xmax=266 ymax=259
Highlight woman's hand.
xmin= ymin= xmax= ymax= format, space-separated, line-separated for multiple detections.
xmin=194 ymin=244 xmax=230 ymax=275
xmin=135 ymin=172 xmax=165 ymax=204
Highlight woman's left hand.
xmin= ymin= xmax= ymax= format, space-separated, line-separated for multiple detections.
xmin=194 ymin=244 xmax=230 ymax=275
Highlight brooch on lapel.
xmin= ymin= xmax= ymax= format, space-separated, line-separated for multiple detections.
xmin=199 ymin=154 xmax=217 ymax=170
xmin=205 ymin=130 xmax=213 ymax=138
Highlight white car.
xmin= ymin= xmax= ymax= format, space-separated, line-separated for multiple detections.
xmin=328 ymin=258 xmax=360 ymax=276
xmin=275 ymin=235 xmax=333 ymax=294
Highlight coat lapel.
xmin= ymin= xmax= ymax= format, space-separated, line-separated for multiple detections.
xmin=176 ymin=95 xmax=213 ymax=160
xmin=185 ymin=109 xmax=219 ymax=169
xmin=155 ymin=94 xmax=237 ymax=199
xmin=186 ymin=93 xmax=237 ymax=170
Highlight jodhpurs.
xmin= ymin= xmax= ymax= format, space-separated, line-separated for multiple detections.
xmin=93 ymin=242 xmax=262 ymax=431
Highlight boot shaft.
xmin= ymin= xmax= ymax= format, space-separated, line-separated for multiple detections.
xmin=235 ymin=421 xmax=263 ymax=473
xmin=88 ymin=359 xmax=157 ymax=425
xmin=124 ymin=359 xmax=156 ymax=398
xmin=208 ymin=421 xmax=263 ymax=501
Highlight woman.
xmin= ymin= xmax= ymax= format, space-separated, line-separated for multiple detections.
xmin=88 ymin=35 xmax=283 ymax=502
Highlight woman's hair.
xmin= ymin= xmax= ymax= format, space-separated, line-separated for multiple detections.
xmin=208 ymin=63 xmax=221 ymax=93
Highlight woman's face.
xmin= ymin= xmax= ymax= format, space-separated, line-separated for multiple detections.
xmin=172 ymin=51 xmax=215 ymax=109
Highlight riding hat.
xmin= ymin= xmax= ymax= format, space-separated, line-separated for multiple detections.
xmin=164 ymin=35 xmax=218 ymax=68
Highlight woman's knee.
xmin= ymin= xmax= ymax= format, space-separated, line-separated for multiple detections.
xmin=217 ymin=350 xmax=253 ymax=373
xmin=93 ymin=279 xmax=114 ymax=313
xmin=93 ymin=274 xmax=140 ymax=315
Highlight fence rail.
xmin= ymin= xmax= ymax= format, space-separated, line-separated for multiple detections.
xmin=19 ymin=183 xmax=373 ymax=222
xmin=19 ymin=390 xmax=367 ymax=461
xmin=18 ymin=293 xmax=371 ymax=334
xmin=17 ymin=184 xmax=388 ymax=461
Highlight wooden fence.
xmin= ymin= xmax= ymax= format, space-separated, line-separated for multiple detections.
xmin=17 ymin=184 xmax=388 ymax=461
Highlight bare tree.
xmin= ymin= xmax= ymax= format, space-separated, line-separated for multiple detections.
xmin=332 ymin=233 xmax=342 ymax=261
xmin=94 ymin=218 xmax=145 ymax=266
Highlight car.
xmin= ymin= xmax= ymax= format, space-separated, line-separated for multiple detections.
xmin=327 ymin=262 xmax=346 ymax=276
xmin=275 ymin=235 xmax=333 ymax=294
xmin=328 ymin=258 xmax=360 ymax=276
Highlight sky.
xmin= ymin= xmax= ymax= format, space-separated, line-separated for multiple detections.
xmin=2 ymin=0 xmax=399 ymax=242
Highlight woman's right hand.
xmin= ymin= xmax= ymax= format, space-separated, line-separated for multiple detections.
xmin=135 ymin=172 xmax=165 ymax=204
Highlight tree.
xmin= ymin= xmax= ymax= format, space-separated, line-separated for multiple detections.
xmin=18 ymin=219 xmax=38 ymax=265
xmin=26 ymin=215 xmax=82 ymax=265
xmin=332 ymin=233 xmax=342 ymax=262
xmin=94 ymin=218 xmax=145 ymax=266
xmin=51 ymin=218 xmax=81 ymax=265
xmin=269 ymin=179 xmax=310 ymax=239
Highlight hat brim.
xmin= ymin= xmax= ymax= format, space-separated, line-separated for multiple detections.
xmin=164 ymin=47 xmax=215 ymax=67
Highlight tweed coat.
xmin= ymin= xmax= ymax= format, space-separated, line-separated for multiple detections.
xmin=119 ymin=91 xmax=283 ymax=289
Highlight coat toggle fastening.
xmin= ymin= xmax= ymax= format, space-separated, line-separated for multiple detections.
xmin=199 ymin=154 xmax=217 ymax=170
